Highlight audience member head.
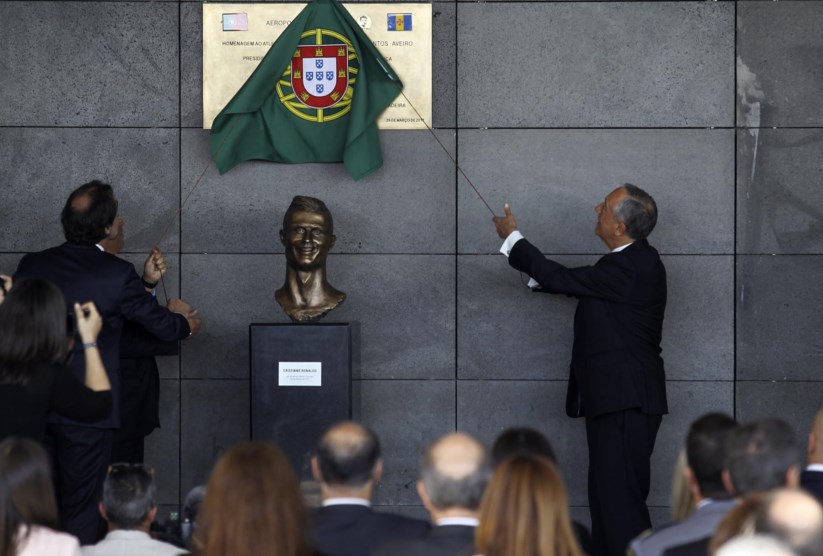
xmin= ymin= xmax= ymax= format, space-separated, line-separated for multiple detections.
xmin=724 ymin=418 xmax=800 ymax=496
xmin=0 ymin=437 xmax=60 ymax=555
xmin=807 ymin=409 xmax=823 ymax=466
xmin=716 ymin=535 xmax=798 ymax=556
xmin=491 ymin=427 xmax=556 ymax=466
xmin=686 ymin=412 xmax=737 ymax=501
xmin=61 ymin=180 xmax=118 ymax=245
xmin=193 ymin=442 xmax=311 ymax=556
xmin=476 ymin=455 xmax=582 ymax=556
xmin=709 ymin=492 xmax=768 ymax=555
xmin=100 ymin=463 xmax=157 ymax=533
xmin=753 ymin=488 xmax=823 ymax=556
xmin=418 ymin=433 xmax=490 ymax=519
xmin=614 ymin=183 xmax=658 ymax=240
xmin=0 ymin=278 xmax=68 ymax=386
xmin=312 ymin=421 xmax=381 ymax=498
xmin=670 ymin=448 xmax=696 ymax=521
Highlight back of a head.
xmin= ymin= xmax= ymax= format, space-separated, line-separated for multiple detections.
xmin=61 ymin=180 xmax=118 ymax=244
xmin=315 ymin=421 xmax=380 ymax=488
xmin=754 ymin=488 xmax=823 ymax=556
xmin=0 ymin=437 xmax=59 ymax=533
xmin=725 ymin=418 xmax=800 ymax=496
xmin=0 ymin=278 xmax=68 ymax=385
xmin=476 ymin=455 xmax=581 ymax=556
xmin=716 ymin=534 xmax=798 ymax=556
xmin=491 ymin=427 xmax=556 ymax=467
xmin=614 ymin=183 xmax=658 ymax=240
xmin=687 ymin=412 xmax=737 ymax=499
xmin=420 ymin=432 xmax=490 ymax=512
xmin=194 ymin=442 xmax=310 ymax=556
xmin=102 ymin=464 xmax=156 ymax=530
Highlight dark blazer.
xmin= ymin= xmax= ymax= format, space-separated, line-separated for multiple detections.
xmin=371 ymin=524 xmax=475 ymax=556
xmin=117 ymin=321 xmax=179 ymax=440
xmin=14 ymin=242 xmax=189 ymax=429
xmin=311 ymin=504 xmax=430 ymax=556
xmin=801 ymin=469 xmax=823 ymax=508
xmin=508 ymin=238 xmax=667 ymax=418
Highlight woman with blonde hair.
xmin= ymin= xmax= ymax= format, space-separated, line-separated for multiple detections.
xmin=192 ymin=442 xmax=314 ymax=556
xmin=476 ymin=454 xmax=583 ymax=556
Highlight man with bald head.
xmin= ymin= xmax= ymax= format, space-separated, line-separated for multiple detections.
xmin=754 ymin=488 xmax=823 ymax=556
xmin=374 ymin=432 xmax=490 ymax=556
xmin=802 ymin=409 xmax=823 ymax=506
xmin=310 ymin=421 xmax=429 ymax=556
xmin=494 ymin=184 xmax=667 ymax=556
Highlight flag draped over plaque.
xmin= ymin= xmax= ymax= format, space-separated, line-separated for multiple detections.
xmin=210 ymin=0 xmax=403 ymax=180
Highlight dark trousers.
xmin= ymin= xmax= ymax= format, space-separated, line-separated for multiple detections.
xmin=586 ymin=409 xmax=662 ymax=556
xmin=44 ymin=423 xmax=113 ymax=545
xmin=111 ymin=435 xmax=145 ymax=464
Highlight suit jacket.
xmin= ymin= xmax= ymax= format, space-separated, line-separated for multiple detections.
xmin=509 ymin=238 xmax=667 ymax=418
xmin=629 ymin=499 xmax=736 ymax=556
xmin=801 ymin=468 xmax=823 ymax=508
xmin=14 ymin=242 xmax=189 ymax=429
xmin=661 ymin=537 xmax=709 ymax=556
xmin=117 ymin=321 xmax=179 ymax=439
xmin=371 ymin=524 xmax=475 ymax=556
xmin=311 ymin=504 xmax=430 ymax=556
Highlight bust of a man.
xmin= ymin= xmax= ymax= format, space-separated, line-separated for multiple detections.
xmin=275 ymin=196 xmax=346 ymax=322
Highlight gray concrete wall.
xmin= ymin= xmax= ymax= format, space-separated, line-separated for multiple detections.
xmin=1 ymin=0 xmax=822 ymax=526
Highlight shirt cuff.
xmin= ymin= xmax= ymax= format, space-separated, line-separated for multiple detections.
xmin=499 ymin=230 xmax=524 ymax=258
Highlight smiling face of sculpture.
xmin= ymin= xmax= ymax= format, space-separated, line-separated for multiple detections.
xmin=280 ymin=209 xmax=336 ymax=272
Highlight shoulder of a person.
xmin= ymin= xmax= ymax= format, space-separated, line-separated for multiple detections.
xmin=17 ymin=525 xmax=80 ymax=556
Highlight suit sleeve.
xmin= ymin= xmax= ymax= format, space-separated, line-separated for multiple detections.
xmin=119 ymin=267 xmax=190 ymax=341
xmin=508 ymin=238 xmax=635 ymax=302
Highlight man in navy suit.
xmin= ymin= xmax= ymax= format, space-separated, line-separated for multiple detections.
xmin=373 ymin=432 xmax=490 ymax=556
xmin=494 ymin=184 xmax=668 ymax=556
xmin=309 ymin=421 xmax=430 ymax=556
xmin=14 ymin=180 xmax=201 ymax=544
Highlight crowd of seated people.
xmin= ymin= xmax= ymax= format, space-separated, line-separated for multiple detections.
xmin=2 ymin=275 xmax=823 ymax=556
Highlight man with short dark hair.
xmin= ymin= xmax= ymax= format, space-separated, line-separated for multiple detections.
xmin=14 ymin=180 xmax=201 ymax=544
xmin=630 ymin=413 xmax=738 ymax=556
xmin=310 ymin=421 xmax=429 ymax=556
xmin=662 ymin=417 xmax=802 ymax=556
xmin=82 ymin=464 xmax=186 ymax=555
xmin=723 ymin=418 xmax=801 ymax=496
xmin=494 ymin=184 xmax=667 ymax=556
xmin=374 ymin=432 xmax=490 ymax=556
xmin=801 ymin=409 xmax=823 ymax=506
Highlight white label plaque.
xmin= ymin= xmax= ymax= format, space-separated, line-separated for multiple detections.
xmin=279 ymin=362 xmax=322 ymax=387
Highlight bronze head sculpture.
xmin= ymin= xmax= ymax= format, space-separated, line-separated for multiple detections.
xmin=275 ymin=196 xmax=346 ymax=322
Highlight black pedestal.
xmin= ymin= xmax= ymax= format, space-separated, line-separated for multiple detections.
xmin=249 ymin=323 xmax=352 ymax=479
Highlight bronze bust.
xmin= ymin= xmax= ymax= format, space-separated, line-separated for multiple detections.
xmin=275 ymin=196 xmax=346 ymax=322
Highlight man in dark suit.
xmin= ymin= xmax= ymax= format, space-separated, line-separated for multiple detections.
xmin=373 ymin=432 xmax=490 ymax=556
xmin=802 ymin=409 xmax=823 ymax=506
xmin=14 ymin=180 xmax=201 ymax=544
xmin=494 ymin=184 xmax=668 ymax=556
xmin=309 ymin=421 xmax=430 ymax=556
xmin=99 ymin=221 xmax=179 ymax=465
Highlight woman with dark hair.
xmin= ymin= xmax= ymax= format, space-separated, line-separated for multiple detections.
xmin=0 ymin=437 xmax=81 ymax=556
xmin=475 ymin=455 xmax=583 ymax=556
xmin=0 ymin=278 xmax=111 ymax=441
xmin=192 ymin=442 xmax=314 ymax=556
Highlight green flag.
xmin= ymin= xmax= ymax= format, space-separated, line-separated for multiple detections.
xmin=210 ymin=0 xmax=403 ymax=180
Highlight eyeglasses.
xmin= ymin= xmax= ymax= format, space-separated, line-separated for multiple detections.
xmin=107 ymin=462 xmax=155 ymax=476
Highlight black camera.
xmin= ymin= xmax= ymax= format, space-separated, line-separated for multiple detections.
xmin=66 ymin=309 xmax=78 ymax=338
